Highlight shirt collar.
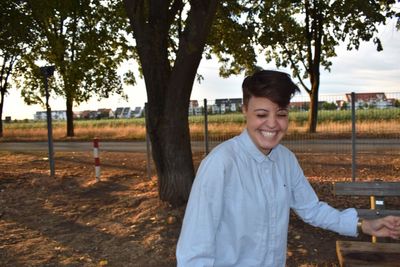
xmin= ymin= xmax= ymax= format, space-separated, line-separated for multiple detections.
xmin=238 ymin=129 xmax=278 ymax=163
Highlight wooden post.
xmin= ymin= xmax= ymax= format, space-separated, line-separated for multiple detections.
xmin=93 ymin=137 xmax=100 ymax=182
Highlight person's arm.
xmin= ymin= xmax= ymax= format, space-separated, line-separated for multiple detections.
xmin=359 ymin=216 xmax=400 ymax=239
xmin=176 ymin=154 xmax=226 ymax=267
xmin=287 ymin=153 xmax=400 ymax=239
xmin=288 ymin=155 xmax=359 ymax=236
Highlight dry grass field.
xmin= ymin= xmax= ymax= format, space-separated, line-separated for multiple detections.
xmin=2 ymin=119 xmax=399 ymax=141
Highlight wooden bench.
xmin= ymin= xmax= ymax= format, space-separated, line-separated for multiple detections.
xmin=334 ymin=181 xmax=400 ymax=267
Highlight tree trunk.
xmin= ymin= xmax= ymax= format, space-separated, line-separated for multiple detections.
xmin=0 ymin=91 xmax=4 ymax=138
xmin=66 ymin=97 xmax=74 ymax=137
xmin=307 ymin=88 xmax=319 ymax=133
xmin=304 ymin=3 xmax=323 ymax=133
xmin=124 ymin=0 xmax=217 ymax=206
xmin=147 ymin=87 xmax=194 ymax=205
xmin=0 ymin=57 xmax=14 ymax=138
xmin=307 ymin=58 xmax=321 ymax=133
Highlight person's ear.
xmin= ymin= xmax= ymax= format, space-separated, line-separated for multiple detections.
xmin=242 ymin=104 xmax=248 ymax=115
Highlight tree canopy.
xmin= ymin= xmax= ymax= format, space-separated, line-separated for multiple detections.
xmin=0 ymin=0 xmax=35 ymax=136
xmin=13 ymin=0 xmax=135 ymax=136
xmin=248 ymin=0 xmax=398 ymax=132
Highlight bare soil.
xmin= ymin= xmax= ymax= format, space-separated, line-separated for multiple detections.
xmin=0 ymin=150 xmax=399 ymax=267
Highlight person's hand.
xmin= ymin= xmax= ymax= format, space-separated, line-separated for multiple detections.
xmin=361 ymin=216 xmax=400 ymax=239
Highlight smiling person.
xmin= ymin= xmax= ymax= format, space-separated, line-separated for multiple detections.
xmin=176 ymin=70 xmax=400 ymax=267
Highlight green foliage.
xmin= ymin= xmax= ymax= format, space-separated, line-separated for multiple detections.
xmin=189 ymin=113 xmax=246 ymax=124
xmin=13 ymin=0 xmax=135 ymax=116
xmin=74 ymin=118 xmax=146 ymax=127
xmin=321 ymin=102 xmax=338 ymax=110
xmin=206 ymin=1 xmax=258 ymax=77
xmin=6 ymin=108 xmax=400 ymax=131
xmin=0 ymin=0 xmax=37 ymax=135
xmin=242 ymin=0 xmax=398 ymax=132
xmin=289 ymin=108 xmax=400 ymax=124
xmin=253 ymin=0 xmax=397 ymax=81
xmin=5 ymin=117 xmax=146 ymax=130
xmin=0 ymin=0 xmax=34 ymax=54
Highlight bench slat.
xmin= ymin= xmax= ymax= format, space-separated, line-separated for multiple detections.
xmin=334 ymin=182 xmax=400 ymax=196
xmin=356 ymin=209 xmax=400 ymax=219
xmin=335 ymin=182 xmax=400 ymax=266
xmin=336 ymin=240 xmax=400 ymax=267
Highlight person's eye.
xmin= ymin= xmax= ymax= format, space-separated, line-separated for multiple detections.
xmin=277 ymin=112 xmax=288 ymax=117
xmin=256 ymin=113 xmax=267 ymax=118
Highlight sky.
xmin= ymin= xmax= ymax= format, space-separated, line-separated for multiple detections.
xmin=3 ymin=19 xmax=400 ymax=120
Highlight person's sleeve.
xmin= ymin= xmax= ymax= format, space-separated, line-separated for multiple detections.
xmin=289 ymin=155 xmax=358 ymax=237
xmin=176 ymin=154 xmax=226 ymax=267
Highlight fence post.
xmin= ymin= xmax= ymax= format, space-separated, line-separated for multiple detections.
xmin=93 ymin=137 xmax=100 ymax=182
xmin=144 ymin=103 xmax=152 ymax=179
xmin=351 ymin=92 xmax=356 ymax=182
xmin=41 ymin=66 xmax=55 ymax=177
xmin=46 ymin=101 xmax=55 ymax=177
xmin=203 ymin=98 xmax=209 ymax=155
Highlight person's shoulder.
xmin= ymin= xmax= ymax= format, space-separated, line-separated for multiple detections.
xmin=201 ymin=137 xmax=240 ymax=165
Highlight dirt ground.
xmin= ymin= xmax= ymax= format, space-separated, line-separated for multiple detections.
xmin=0 ymin=150 xmax=399 ymax=267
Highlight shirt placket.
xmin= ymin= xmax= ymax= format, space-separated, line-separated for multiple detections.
xmin=259 ymin=159 xmax=277 ymax=265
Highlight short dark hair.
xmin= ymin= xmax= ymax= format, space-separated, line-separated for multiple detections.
xmin=242 ymin=70 xmax=300 ymax=108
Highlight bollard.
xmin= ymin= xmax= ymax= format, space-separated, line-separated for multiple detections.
xmin=93 ymin=137 xmax=100 ymax=182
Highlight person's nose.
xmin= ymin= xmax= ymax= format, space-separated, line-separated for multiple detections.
xmin=264 ymin=114 xmax=278 ymax=128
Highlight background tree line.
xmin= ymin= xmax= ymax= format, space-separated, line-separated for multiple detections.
xmin=1 ymin=0 xmax=398 ymax=205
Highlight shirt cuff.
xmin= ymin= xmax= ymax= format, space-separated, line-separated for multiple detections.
xmin=338 ymin=208 xmax=359 ymax=237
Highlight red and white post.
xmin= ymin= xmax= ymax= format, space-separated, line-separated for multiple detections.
xmin=93 ymin=137 xmax=100 ymax=182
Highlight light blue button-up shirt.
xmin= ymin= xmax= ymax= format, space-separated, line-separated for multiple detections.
xmin=176 ymin=129 xmax=358 ymax=267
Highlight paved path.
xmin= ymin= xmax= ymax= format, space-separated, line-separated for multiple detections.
xmin=0 ymin=139 xmax=399 ymax=153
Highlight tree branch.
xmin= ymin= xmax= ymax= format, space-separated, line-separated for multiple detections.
xmin=282 ymin=44 xmax=310 ymax=93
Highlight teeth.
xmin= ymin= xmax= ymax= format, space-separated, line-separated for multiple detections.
xmin=261 ymin=131 xmax=276 ymax=137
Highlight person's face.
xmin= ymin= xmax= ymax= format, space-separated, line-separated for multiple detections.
xmin=243 ymin=96 xmax=289 ymax=154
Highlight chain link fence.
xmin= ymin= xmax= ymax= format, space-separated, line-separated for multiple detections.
xmin=189 ymin=92 xmax=400 ymax=154
xmin=190 ymin=93 xmax=399 ymax=180
xmin=145 ymin=92 xmax=399 ymax=180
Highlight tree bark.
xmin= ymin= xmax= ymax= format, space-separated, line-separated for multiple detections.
xmin=306 ymin=4 xmax=323 ymax=133
xmin=307 ymin=87 xmax=319 ymax=133
xmin=124 ymin=0 xmax=217 ymax=206
xmin=0 ymin=57 xmax=14 ymax=138
xmin=66 ymin=97 xmax=74 ymax=137
xmin=0 ymin=91 xmax=4 ymax=137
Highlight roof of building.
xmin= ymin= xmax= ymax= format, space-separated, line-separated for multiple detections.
xmin=345 ymin=92 xmax=386 ymax=102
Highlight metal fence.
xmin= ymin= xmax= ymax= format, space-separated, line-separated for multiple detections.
xmin=189 ymin=92 xmax=400 ymax=155
xmin=189 ymin=93 xmax=400 ymax=150
xmin=146 ymin=92 xmax=400 ymax=180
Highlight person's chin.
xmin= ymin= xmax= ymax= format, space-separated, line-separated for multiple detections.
xmin=258 ymin=142 xmax=276 ymax=153
xmin=259 ymin=138 xmax=278 ymax=148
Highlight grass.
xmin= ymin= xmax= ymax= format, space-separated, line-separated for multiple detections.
xmin=2 ymin=109 xmax=399 ymax=141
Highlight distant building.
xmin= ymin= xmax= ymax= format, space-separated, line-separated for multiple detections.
xmin=97 ymin=108 xmax=114 ymax=119
xmin=34 ymin=110 xmax=67 ymax=120
xmin=121 ymin=107 xmax=130 ymax=118
xmin=336 ymin=100 xmax=347 ymax=110
xmin=114 ymin=107 xmax=125 ymax=118
xmin=189 ymin=100 xmax=202 ymax=116
xmin=289 ymin=101 xmax=327 ymax=111
xmin=130 ymin=107 xmax=143 ymax=118
xmin=213 ymin=98 xmax=243 ymax=114
xmin=115 ymin=107 xmax=143 ymax=118
xmin=77 ymin=110 xmax=97 ymax=119
xmin=345 ymin=92 xmax=390 ymax=109
xmin=189 ymin=100 xmax=199 ymax=108
xmin=289 ymin=101 xmax=309 ymax=111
